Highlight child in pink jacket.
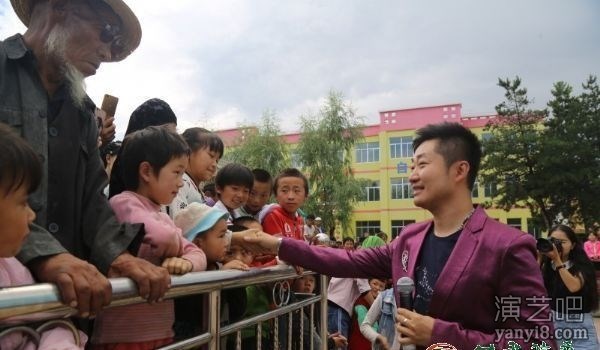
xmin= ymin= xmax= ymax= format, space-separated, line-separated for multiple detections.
xmin=0 ymin=123 xmax=86 ymax=349
xmin=92 ymin=126 xmax=206 ymax=349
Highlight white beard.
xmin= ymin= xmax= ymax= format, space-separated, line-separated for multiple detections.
xmin=44 ymin=25 xmax=87 ymax=109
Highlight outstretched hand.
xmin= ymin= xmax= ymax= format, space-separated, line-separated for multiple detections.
xmin=230 ymin=229 xmax=280 ymax=256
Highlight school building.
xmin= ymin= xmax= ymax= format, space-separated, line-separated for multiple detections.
xmin=216 ymin=103 xmax=536 ymax=240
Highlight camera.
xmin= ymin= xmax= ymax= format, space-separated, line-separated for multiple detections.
xmin=536 ymin=237 xmax=563 ymax=255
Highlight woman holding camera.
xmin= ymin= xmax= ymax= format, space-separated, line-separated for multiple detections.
xmin=539 ymin=224 xmax=599 ymax=349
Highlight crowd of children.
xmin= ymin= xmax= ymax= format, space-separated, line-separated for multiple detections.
xmin=0 ymin=98 xmax=394 ymax=350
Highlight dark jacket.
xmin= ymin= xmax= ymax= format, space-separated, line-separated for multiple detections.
xmin=0 ymin=34 xmax=142 ymax=273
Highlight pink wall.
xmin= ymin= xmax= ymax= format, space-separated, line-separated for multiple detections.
xmin=379 ymin=103 xmax=462 ymax=131
xmin=215 ymin=104 xmax=498 ymax=146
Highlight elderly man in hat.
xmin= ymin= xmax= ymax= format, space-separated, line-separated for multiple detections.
xmin=0 ymin=0 xmax=170 ymax=318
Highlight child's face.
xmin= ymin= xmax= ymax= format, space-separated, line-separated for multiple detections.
xmin=343 ymin=240 xmax=355 ymax=251
xmin=293 ymin=275 xmax=316 ymax=294
xmin=145 ymin=155 xmax=187 ymax=205
xmin=245 ymin=180 xmax=271 ymax=214
xmin=223 ymin=244 xmax=254 ymax=265
xmin=194 ymin=219 xmax=229 ymax=263
xmin=0 ymin=185 xmax=36 ymax=257
xmin=189 ymin=147 xmax=220 ymax=183
xmin=275 ymin=176 xmax=306 ymax=214
xmin=218 ymin=184 xmax=250 ymax=210
xmin=369 ymin=279 xmax=386 ymax=299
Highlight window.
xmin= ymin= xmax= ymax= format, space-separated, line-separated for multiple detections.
xmin=391 ymin=177 xmax=412 ymax=199
xmin=471 ymin=179 xmax=479 ymax=198
xmin=391 ymin=220 xmax=416 ymax=239
xmin=356 ymin=221 xmax=381 ymax=238
xmin=507 ymin=218 xmax=522 ymax=230
xmin=389 ymin=136 xmax=413 ymax=158
xmin=363 ymin=181 xmax=380 ymax=202
xmin=355 ymin=142 xmax=380 ymax=163
xmin=484 ymin=182 xmax=497 ymax=197
xmin=527 ymin=218 xmax=543 ymax=238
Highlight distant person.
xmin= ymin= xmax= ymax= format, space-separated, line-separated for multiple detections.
xmin=584 ymin=228 xmax=600 ymax=261
xmin=203 ymin=183 xmax=217 ymax=207
xmin=304 ymin=214 xmax=317 ymax=242
xmin=314 ymin=216 xmax=324 ymax=233
xmin=539 ymin=224 xmax=599 ymax=350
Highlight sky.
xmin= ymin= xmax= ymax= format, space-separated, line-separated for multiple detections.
xmin=1 ymin=0 xmax=598 ymax=139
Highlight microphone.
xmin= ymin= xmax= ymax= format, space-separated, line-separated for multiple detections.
xmin=397 ymin=277 xmax=416 ymax=350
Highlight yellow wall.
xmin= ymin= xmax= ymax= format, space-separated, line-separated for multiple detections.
xmin=348 ymin=127 xmax=533 ymax=241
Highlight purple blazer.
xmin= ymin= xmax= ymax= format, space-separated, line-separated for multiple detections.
xmin=279 ymin=206 xmax=557 ymax=349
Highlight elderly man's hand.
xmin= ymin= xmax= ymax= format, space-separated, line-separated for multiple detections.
xmin=108 ymin=253 xmax=170 ymax=303
xmin=230 ymin=229 xmax=280 ymax=256
xmin=29 ymin=253 xmax=111 ymax=318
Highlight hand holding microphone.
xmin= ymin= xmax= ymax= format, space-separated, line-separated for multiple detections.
xmin=396 ymin=277 xmax=435 ymax=348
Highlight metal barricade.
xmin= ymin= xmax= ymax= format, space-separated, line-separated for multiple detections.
xmin=0 ymin=265 xmax=329 ymax=350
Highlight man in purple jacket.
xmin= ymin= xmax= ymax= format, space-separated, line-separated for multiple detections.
xmin=241 ymin=122 xmax=556 ymax=349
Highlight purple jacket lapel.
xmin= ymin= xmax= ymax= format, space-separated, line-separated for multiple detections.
xmin=427 ymin=206 xmax=487 ymax=317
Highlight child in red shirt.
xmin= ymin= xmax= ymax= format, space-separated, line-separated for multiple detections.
xmin=262 ymin=168 xmax=308 ymax=240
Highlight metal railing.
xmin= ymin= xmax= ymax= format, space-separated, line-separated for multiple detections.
xmin=0 ymin=265 xmax=329 ymax=350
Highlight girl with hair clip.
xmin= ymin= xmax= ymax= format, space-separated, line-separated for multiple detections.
xmin=540 ymin=224 xmax=599 ymax=349
xmin=168 ymin=127 xmax=224 ymax=219
xmin=92 ymin=126 xmax=206 ymax=350
xmin=0 ymin=123 xmax=87 ymax=349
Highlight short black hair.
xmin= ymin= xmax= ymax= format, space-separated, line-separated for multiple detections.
xmin=215 ymin=163 xmax=254 ymax=190
xmin=100 ymin=140 xmax=121 ymax=167
xmin=0 ymin=123 xmax=41 ymax=196
xmin=116 ymin=125 xmax=190 ymax=194
xmin=413 ymin=122 xmax=481 ymax=190
xmin=273 ymin=168 xmax=309 ymax=195
xmin=342 ymin=237 xmax=354 ymax=245
xmin=232 ymin=215 xmax=260 ymax=229
xmin=203 ymin=182 xmax=216 ymax=194
xmin=306 ymin=214 xmax=316 ymax=220
xmin=181 ymin=127 xmax=224 ymax=158
xmin=125 ymin=98 xmax=177 ymax=135
xmin=252 ymin=168 xmax=272 ymax=184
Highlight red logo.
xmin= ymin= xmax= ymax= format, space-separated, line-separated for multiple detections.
xmin=426 ymin=343 xmax=458 ymax=350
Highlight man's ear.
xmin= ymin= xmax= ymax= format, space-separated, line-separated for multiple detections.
xmin=139 ymin=161 xmax=153 ymax=183
xmin=454 ymin=160 xmax=470 ymax=184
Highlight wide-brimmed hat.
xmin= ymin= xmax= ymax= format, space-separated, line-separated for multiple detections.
xmin=175 ymin=203 xmax=229 ymax=241
xmin=10 ymin=0 xmax=141 ymax=62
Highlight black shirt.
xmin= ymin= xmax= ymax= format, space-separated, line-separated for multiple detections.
xmin=414 ymin=227 xmax=462 ymax=315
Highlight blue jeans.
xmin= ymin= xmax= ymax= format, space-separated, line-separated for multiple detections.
xmin=327 ymin=303 xmax=351 ymax=345
xmin=552 ymin=310 xmax=599 ymax=350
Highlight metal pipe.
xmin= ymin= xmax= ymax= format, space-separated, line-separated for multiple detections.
xmin=0 ymin=266 xmax=309 ymax=323
xmin=319 ymin=274 xmax=328 ymax=350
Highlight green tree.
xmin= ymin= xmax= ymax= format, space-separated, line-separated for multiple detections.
xmin=296 ymin=91 xmax=367 ymax=236
xmin=544 ymin=76 xmax=600 ymax=230
xmin=223 ymin=110 xmax=289 ymax=177
xmin=480 ymin=77 xmax=555 ymax=229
